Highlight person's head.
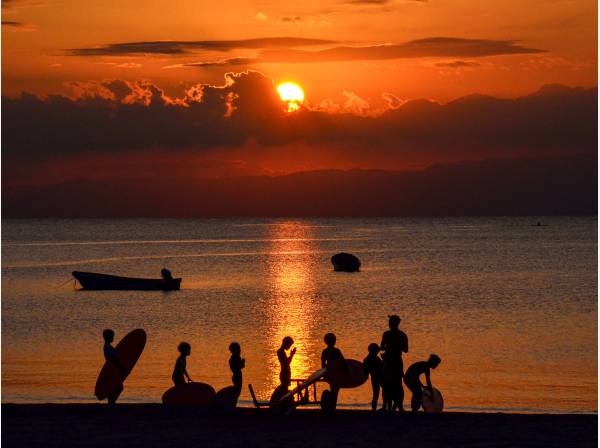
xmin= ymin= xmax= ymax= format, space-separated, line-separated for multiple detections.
xmin=178 ymin=342 xmax=191 ymax=356
xmin=388 ymin=314 xmax=401 ymax=330
xmin=229 ymin=342 xmax=241 ymax=355
xmin=282 ymin=336 xmax=294 ymax=350
xmin=428 ymin=354 xmax=441 ymax=369
xmin=324 ymin=333 xmax=336 ymax=347
xmin=103 ymin=329 xmax=114 ymax=344
xmin=368 ymin=343 xmax=380 ymax=355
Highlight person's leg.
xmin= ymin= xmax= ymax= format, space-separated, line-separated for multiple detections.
xmin=371 ymin=379 xmax=380 ymax=411
xmin=108 ymin=384 xmax=123 ymax=405
xmin=409 ymin=385 xmax=421 ymax=412
xmin=331 ymin=386 xmax=339 ymax=412
xmin=398 ymin=377 xmax=405 ymax=412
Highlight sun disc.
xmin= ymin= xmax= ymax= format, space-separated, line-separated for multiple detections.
xmin=277 ymin=82 xmax=304 ymax=112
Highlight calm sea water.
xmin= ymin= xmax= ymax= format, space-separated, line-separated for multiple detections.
xmin=2 ymin=218 xmax=597 ymax=413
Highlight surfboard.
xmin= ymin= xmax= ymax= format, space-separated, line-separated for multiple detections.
xmin=422 ymin=387 xmax=444 ymax=413
xmin=327 ymin=359 xmax=368 ymax=389
xmin=212 ymin=386 xmax=238 ymax=410
xmin=162 ymin=382 xmax=216 ymax=405
xmin=94 ymin=328 xmax=146 ymax=401
xmin=279 ymin=367 xmax=327 ymax=402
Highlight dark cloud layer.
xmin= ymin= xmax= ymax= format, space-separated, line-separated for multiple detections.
xmin=68 ymin=37 xmax=336 ymax=56
xmin=2 ymin=71 xmax=596 ymax=186
xmin=185 ymin=37 xmax=543 ymax=66
xmin=2 ymin=20 xmax=24 ymax=26
xmin=3 ymin=156 xmax=595 ymax=217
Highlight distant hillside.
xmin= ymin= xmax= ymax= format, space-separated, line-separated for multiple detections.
xmin=2 ymin=155 xmax=596 ymax=218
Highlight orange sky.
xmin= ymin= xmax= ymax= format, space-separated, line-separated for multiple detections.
xmin=2 ymin=0 xmax=597 ymax=102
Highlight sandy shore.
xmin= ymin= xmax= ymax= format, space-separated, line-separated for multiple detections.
xmin=2 ymin=404 xmax=596 ymax=448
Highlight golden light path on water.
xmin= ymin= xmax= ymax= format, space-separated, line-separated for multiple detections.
xmin=263 ymin=222 xmax=320 ymax=395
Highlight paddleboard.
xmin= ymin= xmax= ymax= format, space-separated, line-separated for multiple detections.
xmin=279 ymin=367 xmax=327 ymax=402
xmin=422 ymin=387 xmax=444 ymax=413
xmin=327 ymin=359 xmax=368 ymax=389
xmin=212 ymin=386 xmax=238 ymax=410
xmin=162 ymin=382 xmax=216 ymax=405
xmin=94 ymin=328 xmax=146 ymax=400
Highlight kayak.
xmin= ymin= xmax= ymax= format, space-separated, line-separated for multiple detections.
xmin=72 ymin=271 xmax=181 ymax=291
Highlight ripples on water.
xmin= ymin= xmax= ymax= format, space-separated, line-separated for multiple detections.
xmin=1 ymin=217 xmax=597 ymax=413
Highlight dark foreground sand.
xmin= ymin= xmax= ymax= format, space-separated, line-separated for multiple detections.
xmin=2 ymin=404 xmax=597 ymax=448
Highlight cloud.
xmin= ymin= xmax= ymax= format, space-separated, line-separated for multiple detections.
xmin=185 ymin=37 xmax=543 ymax=67
xmin=2 ymin=19 xmax=36 ymax=30
xmin=435 ymin=60 xmax=480 ymax=68
xmin=2 ymin=72 xmax=595 ymax=187
xmin=67 ymin=37 xmax=336 ymax=56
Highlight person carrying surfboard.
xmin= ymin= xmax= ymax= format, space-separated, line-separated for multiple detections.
xmin=277 ymin=336 xmax=296 ymax=388
xmin=403 ymin=354 xmax=442 ymax=412
xmin=380 ymin=314 xmax=408 ymax=411
xmin=102 ymin=329 xmax=126 ymax=405
xmin=172 ymin=342 xmax=193 ymax=386
xmin=321 ymin=333 xmax=347 ymax=412
xmin=229 ymin=342 xmax=245 ymax=403
xmin=363 ymin=343 xmax=384 ymax=411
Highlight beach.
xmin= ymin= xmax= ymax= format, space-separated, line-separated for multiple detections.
xmin=2 ymin=404 xmax=596 ymax=448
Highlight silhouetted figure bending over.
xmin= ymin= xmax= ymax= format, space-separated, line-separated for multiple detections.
xmin=229 ymin=342 xmax=245 ymax=402
xmin=277 ymin=336 xmax=296 ymax=388
xmin=404 ymin=354 xmax=442 ymax=412
xmin=102 ymin=329 xmax=125 ymax=405
xmin=321 ymin=332 xmax=346 ymax=412
xmin=172 ymin=342 xmax=193 ymax=386
xmin=363 ymin=343 xmax=385 ymax=411
xmin=380 ymin=314 xmax=408 ymax=411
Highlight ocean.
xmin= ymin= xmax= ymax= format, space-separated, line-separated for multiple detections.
xmin=1 ymin=217 xmax=597 ymax=413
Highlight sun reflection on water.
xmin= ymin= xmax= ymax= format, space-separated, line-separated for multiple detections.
xmin=262 ymin=222 xmax=321 ymax=396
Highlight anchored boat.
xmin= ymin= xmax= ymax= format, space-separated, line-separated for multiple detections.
xmin=72 ymin=271 xmax=181 ymax=291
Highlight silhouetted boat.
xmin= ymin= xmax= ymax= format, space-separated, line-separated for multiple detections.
xmin=72 ymin=271 xmax=181 ymax=291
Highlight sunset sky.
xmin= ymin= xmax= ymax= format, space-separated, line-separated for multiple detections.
xmin=3 ymin=0 xmax=597 ymax=100
xmin=1 ymin=0 xmax=598 ymax=191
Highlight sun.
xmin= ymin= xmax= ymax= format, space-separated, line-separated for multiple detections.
xmin=277 ymin=82 xmax=304 ymax=112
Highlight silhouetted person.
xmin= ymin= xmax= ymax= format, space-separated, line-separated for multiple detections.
xmin=277 ymin=336 xmax=296 ymax=388
xmin=229 ymin=342 xmax=245 ymax=403
xmin=363 ymin=343 xmax=384 ymax=411
xmin=404 ymin=354 xmax=442 ymax=413
xmin=321 ymin=332 xmax=346 ymax=412
xmin=172 ymin=342 xmax=193 ymax=386
xmin=380 ymin=314 xmax=408 ymax=411
xmin=102 ymin=329 xmax=125 ymax=405
xmin=161 ymin=268 xmax=173 ymax=281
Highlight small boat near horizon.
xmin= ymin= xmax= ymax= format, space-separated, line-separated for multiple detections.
xmin=72 ymin=271 xmax=181 ymax=291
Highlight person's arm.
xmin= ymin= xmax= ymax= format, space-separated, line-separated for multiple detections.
xmin=401 ymin=333 xmax=409 ymax=354
xmin=288 ymin=347 xmax=296 ymax=363
xmin=184 ymin=368 xmax=192 ymax=382
xmin=241 ymin=358 xmax=245 ymax=369
xmin=425 ymin=369 xmax=433 ymax=395
xmin=106 ymin=348 xmax=127 ymax=375
xmin=321 ymin=351 xmax=327 ymax=368
xmin=380 ymin=334 xmax=387 ymax=353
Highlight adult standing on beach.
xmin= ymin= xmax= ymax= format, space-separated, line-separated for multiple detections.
xmin=380 ymin=315 xmax=408 ymax=411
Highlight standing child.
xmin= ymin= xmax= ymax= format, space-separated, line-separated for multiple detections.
xmin=103 ymin=329 xmax=125 ymax=405
xmin=403 ymin=354 xmax=442 ymax=412
xmin=363 ymin=343 xmax=384 ymax=411
xmin=229 ymin=342 xmax=245 ymax=403
xmin=277 ymin=336 xmax=296 ymax=388
xmin=172 ymin=342 xmax=193 ymax=386
xmin=321 ymin=333 xmax=346 ymax=412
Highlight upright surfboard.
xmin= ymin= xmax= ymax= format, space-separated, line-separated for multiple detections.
xmin=422 ymin=387 xmax=444 ymax=413
xmin=95 ymin=328 xmax=146 ymax=400
xmin=162 ymin=382 xmax=216 ymax=405
xmin=327 ymin=359 xmax=368 ymax=389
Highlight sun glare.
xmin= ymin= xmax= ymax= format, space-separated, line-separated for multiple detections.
xmin=277 ymin=82 xmax=304 ymax=112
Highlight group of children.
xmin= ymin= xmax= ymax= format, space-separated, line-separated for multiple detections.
xmin=362 ymin=314 xmax=442 ymax=412
xmin=102 ymin=313 xmax=441 ymax=412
